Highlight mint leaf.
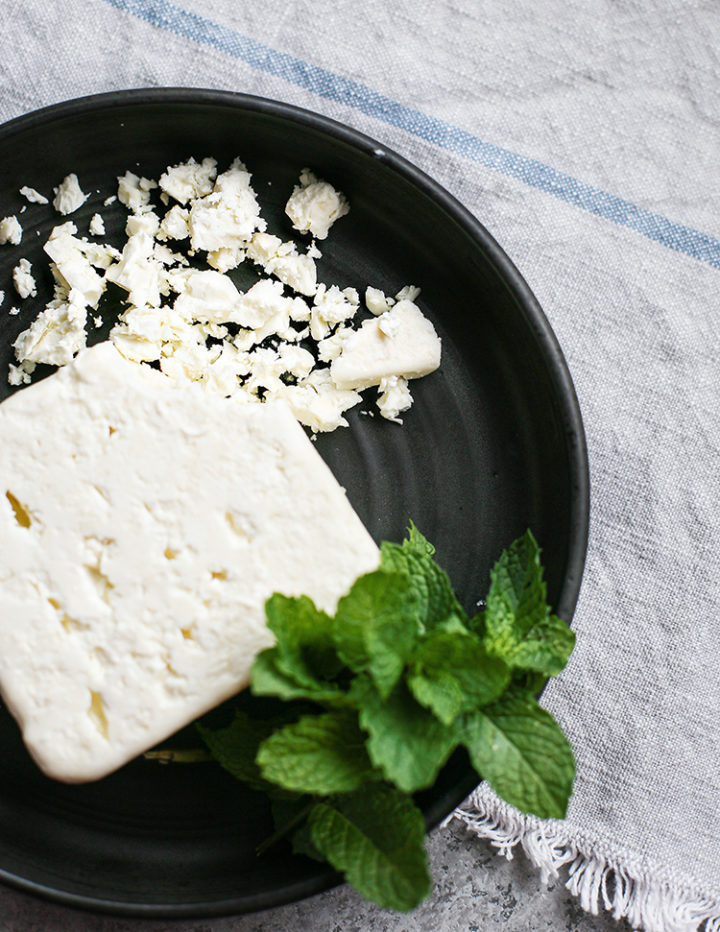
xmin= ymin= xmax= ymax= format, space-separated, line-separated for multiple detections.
xmin=251 ymin=650 xmax=346 ymax=705
xmin=334 ymin=571 xmax=421 ymax=698
xmin=483 ymin=530 xmax=574 ymax=675
xmin=256 ymin=711 xmax=377 ymax=794
xmin=461 ymin=689 xmax=575 ymax=819
xmin=407 ymin=621 xmax=510 ymax=724
xmin=507 ymin=613 xmax=575 ymax=676
xmin=352 ymin=677 xmax=458 ymax=792
xmin=380 ymin=527 xmax=465 ymax=632
xmin=308 ymin=784 xmax=431 ymax=911
xmin=198 ymin=711 xmax=291 ymax=796
xmin=266 ymin=593 xmax=344 ymax=682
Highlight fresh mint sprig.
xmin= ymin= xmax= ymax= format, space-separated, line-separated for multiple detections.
xmin=199 ymin=526 xmax=576 ymax=912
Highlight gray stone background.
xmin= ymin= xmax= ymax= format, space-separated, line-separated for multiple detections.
xmin=0 ymin=821 xmax=629 ymax=931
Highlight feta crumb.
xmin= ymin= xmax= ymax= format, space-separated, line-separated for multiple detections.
xmin=377 ymin=376 xmax=413 ymax=423
xmin=52 ymin=174 xmax=89 ymax=215
xmin=117 ymin=171 xmax=157 ymax=213
xmin=44 ymin=225 xmax=106 ymax=308
xmin=365 ymin=286 xmax=391 ymax=316
xmin=20 ymin=186 xmax=49 ymax=205
xmin=159 ymin=157 xmax=217 ymax=205
xmin=89 ymin=214 xmax=105 ymax=236
xmin=7 ymin=359 xmax=36 ymax=386
xmin=0 ymin=216 xmax=23 ymax=246
xmin=126 ymin=211 xmax=160 ymax=238
xmin=266 ymin=251 xmax=317 ymax=297
xmin=157 ymin=205 xmax=190 ymax=242
xmin=13 ymin=294 xmax=88 ymax=366
xmin=0 ymin=290 xmax=3 ymax=306
xmin=285 ymin=169 xmax=349 ymax=240
xmin=331 ymin=300 xmax=441 ymax=390
xmin=103 ymin=195 xmax=117 ymax=206
xmin=310 ymin=284 xmax=359 ymax=341
xmin=9 ymin=307 xmax=20 ymax=316
xmin=395 ymin=284 xmax=421 ymax=302
xmin=13 ymin=258 xmax=37 ymax=299
xmin=188 ymin=159 xmax=265 ymax=268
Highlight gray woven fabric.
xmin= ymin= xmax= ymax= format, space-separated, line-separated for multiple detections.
xmin=1 ymin=2 xmax=719 ymax=929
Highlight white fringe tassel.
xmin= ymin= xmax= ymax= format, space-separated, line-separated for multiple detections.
xmin=450 ymin=791 xmax=720 ymax=932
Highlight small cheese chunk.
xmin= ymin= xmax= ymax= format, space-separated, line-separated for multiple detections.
xmin=52 ymin=174 xmax=89 ymax=215
xmin=331 ymin=300 xmax=441 ymax=390
xmin=117 ymin=172 xmax=157 ymax=213
xmin=44 ymin=226 xmax=105 ymax=308
xmin=20 ymin=186 xmax=49 ymax=205
xmin=377 ymin=376 xmax=413 ymax=424
xmin=13 ymin=292 xmax=87 ymax=367
xmin=0 ymin=216 xmax=23 ymax=246
xmin=365 ymin=286 xmax=392 ymax=316
xmin=89 ymin=214 xmax=105 ymax=237
xmin=285 ymin=169 xmax=349 ymax=240
xmin=159 ymin=157 xmax=217 ymax=205
xmin=0 ymin=344 xmax=379 ymax=782
xmin=13 ymin=258 xmax=37 ymax=299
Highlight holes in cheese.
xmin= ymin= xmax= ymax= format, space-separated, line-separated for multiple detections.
xmin=6 ymin=490 xmax=32 ymax=528
xmin=88 ymin=691 xmax=110 ymax=740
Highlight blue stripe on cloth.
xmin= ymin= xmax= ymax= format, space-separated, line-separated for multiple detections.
xmin=104 ymin=0 xmax=720 ymax=270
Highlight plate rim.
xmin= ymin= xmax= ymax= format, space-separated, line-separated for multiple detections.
xmin=0 ymin=87 xmax=590 ymax=918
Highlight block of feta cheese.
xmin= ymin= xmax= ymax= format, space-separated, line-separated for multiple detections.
xmin=330 ymin=300 xmax=441 ymax=390
xmin=0 ymin=343 xmax=379 ymax=782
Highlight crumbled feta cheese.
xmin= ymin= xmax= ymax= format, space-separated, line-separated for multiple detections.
xmin=317 ymin=325 xmax=353 ymax=363
xmin=188 ymin=159 xmax=265 ymax=268
xmin=365 ymin=286 xmax=392 ymax=316
xmin=173 ymin=270 xmax=242 ymax=325
xmin=331 ymin=300 xmax=441 ymax=390
xmin=9 ymin=155 xmax=441 ymax=435
xmin=395 ymin=284 xmax=421 ymax=302
xmin=44 ymin=226 xmax=105 ymax=308
xmin=117 ymin=172 xmax=157 ymax=213
xmin=13 ymin=293 xmax=88 ymax=366
xmin=0 ymin=290 xmax=4 ymax=306
xmin=276 ymin=367 xmax=362 ymax=433
xmin=103 ymin=195 xmax=117 ymax=207
xmin=13 ymin=259 xmax=37 ymax=299
xmin=231 ymin=279 xmax=292 ymax=343
xmin=19 ymin=186 xmax=49 ymax=205
xmin=0 ymin=216 xmax=23 ymax=246
xmin=89 ymin=214 xmax=105 ymax=236
xmin=7 ymin=360 xmax=36 ymax=386
xmin=157 ymin=205 xmax=190 ymax=241
xmin=125 ymin=211 xmax=160 ymax=238
xmin=266 ymin=251 xmax=317 ymax=297
xmin=285 ymin=169 xmax=349 ymax=240
xmin=105 ymin=232 xmax=162 ymax=309
xmin=310 ymin=284 xmax=360 ymax=341
xmin=159 ymin=157 xmax=217 ymax=205
xmin=9 ymin=307 xmax=20 ymax=317
xmin=377 ymin=376 xmax=413 ymax=424
xmin=52 ymin=174 xmax=89 ymax=215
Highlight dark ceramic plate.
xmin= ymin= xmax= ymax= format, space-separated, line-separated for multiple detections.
xmin=0 ymin=89 xmax=589 ymax=917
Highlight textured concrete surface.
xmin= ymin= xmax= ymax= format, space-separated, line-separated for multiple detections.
xmin=0 ymin=821 xmax=631 ymax=931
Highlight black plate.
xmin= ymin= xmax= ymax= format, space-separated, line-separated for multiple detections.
xmin=0 ymin=89 xmax=589 ymax=917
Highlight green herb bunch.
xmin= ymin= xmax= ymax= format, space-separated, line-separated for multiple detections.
xmin=199 ymin=526 xmax=576 ymax=911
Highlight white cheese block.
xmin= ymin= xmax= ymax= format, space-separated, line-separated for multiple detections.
xmin=330 ymin=300 xmax=441 ymax=390
xmin=0 ymin=343 xmax=379 ymax=783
